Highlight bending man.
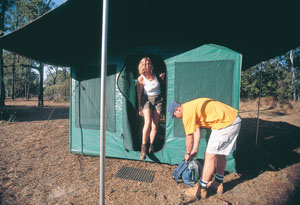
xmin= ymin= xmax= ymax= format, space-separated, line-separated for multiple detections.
xmin=168 ymin=98 xmax=241 ymax=200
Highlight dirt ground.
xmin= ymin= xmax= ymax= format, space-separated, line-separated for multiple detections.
xmin=1 ymin=98 xmax=300 ymax=205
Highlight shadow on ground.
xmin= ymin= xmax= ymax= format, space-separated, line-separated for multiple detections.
xmin=221 ymin=118 xmax=300 ymax=195
xmin=236 ymin=118 xmax=300 ymax=176
xmin=0 ymin=106 xmax=69 ymax=122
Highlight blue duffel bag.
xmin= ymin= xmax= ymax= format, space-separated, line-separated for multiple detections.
xmin=172 ymin=159 xmax=203 ymax=187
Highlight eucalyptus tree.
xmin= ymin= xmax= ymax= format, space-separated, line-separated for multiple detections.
xmin=287 ymin=48 xmax=300 ymax=101
xmin=21 ymin=61 xmax=44 ymax=106
xmin=44 ymin=67 xmax=70 ymax=101
xmin=3 ymin=0 xmax=54 ymax=106
xmin=0 ymin=0 xmax=15 ymax=106
xmin=241 ymin=48 xmax=299 ymax=102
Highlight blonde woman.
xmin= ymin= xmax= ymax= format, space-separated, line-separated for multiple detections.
xmin=137 ymin=57 xmax=165 ymax=160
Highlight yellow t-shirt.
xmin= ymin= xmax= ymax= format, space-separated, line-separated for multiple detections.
xmin=182 ymin=98 xmax=238 ymax=135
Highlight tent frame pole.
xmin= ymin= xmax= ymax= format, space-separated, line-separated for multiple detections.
xmin=100 ymin=0 xmax=109 ymax=204
xmin=255 ymin=63 xmax=263 ymax=148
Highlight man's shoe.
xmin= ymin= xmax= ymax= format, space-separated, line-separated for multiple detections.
xmin=140 ymin=144 xmax=147 ymax=160
xmin=200 ymin=187 xmax=207 ymax=199
xmin=184 ymin=183 xmax=207 ymax=200
xmin=184 ymin=183 xmax=200 ymax=199
xmin=207 ymin=180 xmax=223 ymax=195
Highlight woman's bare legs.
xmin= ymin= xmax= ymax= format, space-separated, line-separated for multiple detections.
xmin=140 ymin=108 xmax=151 ymax=160
xmin=148 ymin=110 xmax=160 ymax=153
xmin=142 ymin=108 xmax=151 ymax=144
xmin=149 ymin=110 xmax=161 ymax=144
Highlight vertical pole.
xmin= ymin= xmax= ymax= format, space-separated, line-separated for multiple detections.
xmin=0 ymin=47 xmax=4 ymax=106
xmin=38 ymin=63 xmax=44 ymax=107
xmin=255 ymin=63 xmax=263 ymax=148
xmin=290 ymin=50 xmax=296 ymax=102
xmin=100 ymin=0 xmax=109 ymax=204
xmin=292 ymin=65 xmax=296 ymax=101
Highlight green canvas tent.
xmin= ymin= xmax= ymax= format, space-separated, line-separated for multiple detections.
xmin=70 ymin=43 xmax=241 ymax=172
xmin=0 ymin=0 xmax=299 ymax=173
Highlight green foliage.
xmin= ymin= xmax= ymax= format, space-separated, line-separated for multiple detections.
xmin=44 ymin=67 xmax=70 ymax=101
xmin=2 ymin=0 xmax=55 ymax=101
xmin=5 ymin=0 xmax=54 ymax=32
xmin=1 ymin=0 xmax=16 ymax=31
xmin=241 ymin=48 xmax=298 ymax=103
xmin=241 ymin=69 xmax=259 ymax=99
xmin=3 ymin=51 xmax=40 ymax=98
xmin=44 ymin=79 xmax=70 ymax=102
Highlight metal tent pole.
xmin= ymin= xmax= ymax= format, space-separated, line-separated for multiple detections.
xmin=100 ymin=0 xmax=109 ymax=204
xmin=255 ymin=63 xmax=263 ymax=148
xmin=290 ymin=50 xmax=296 ymax=101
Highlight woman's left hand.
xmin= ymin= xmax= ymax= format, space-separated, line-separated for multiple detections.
xmin=159 ymin=73 xmax=165 ymax=80
xmin=138 ymin=107 xmax=143 ymax=116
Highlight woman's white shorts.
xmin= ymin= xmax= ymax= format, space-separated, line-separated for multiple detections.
xmin=206 ymin=115 xmax=241 ymax=156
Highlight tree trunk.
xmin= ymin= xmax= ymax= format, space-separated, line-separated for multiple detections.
xmin=63 ymin=67 xmax=67 ymax=101
xmin=27 ymin=84 xmax=29 ymax=100
xmin=38 ymin=63 xmax=44 ymax=107
xmin=290 ymin=51 xmax=297 ymax=101
xmin=292 ymin=65 xmax=296 ymax=101
xmin=12 ymin=54 xmax=16 ymax=100
xmin=21 ymin=62 xmax=45 ymax=106
xmin=24 ymin=83 xmax=27 ymax=100
xmin=0 ymin=48 xmax=4 ymax=106
xmin=25 ymin=82 xmax=30 ymax=100
xmin=0 ymin=1 xmax=7 ymax=107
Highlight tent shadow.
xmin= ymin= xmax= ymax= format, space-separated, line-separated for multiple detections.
xmin=147 ymin=153 xmax=161 ymax=163
xmin=224 ymin=118 xmax=300 ymax=192
xmin=0 ymin=106 xmax=69 ymax=122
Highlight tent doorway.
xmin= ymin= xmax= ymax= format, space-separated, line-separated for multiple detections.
xmin=117 ymin=54 xmax=167 ymax=153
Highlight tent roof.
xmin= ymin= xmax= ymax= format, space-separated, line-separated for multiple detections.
xmin=0 ymin=0 xmax=299 ymax=69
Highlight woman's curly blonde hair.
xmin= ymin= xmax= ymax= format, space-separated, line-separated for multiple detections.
xmin=138 ymin=57 xmax=153 ymax=75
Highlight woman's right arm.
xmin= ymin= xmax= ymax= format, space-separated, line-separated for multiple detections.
xmin=137 ymin=76 xmax=143 ymax=116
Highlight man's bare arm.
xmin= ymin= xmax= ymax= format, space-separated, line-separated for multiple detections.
xmin=190 ymin=127 xmax=201 ymax=158
xmin=185 ymin=134 xmax=194 ymax=162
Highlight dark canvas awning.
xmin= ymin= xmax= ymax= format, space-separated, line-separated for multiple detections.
xmin=0 ymin=0 xmax=102 ymax=67
xmin=0 ymin=0 xmax=299 ymax=69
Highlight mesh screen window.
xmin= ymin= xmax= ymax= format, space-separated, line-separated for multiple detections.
xmin=174 ymin=60 xmax=235 ymax=138
xmin=75 ymin=65 xmax=116 ymax=132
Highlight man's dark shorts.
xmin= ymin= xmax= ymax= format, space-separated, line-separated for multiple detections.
xmin=142 ymin=94 xmax=163 ymax=112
